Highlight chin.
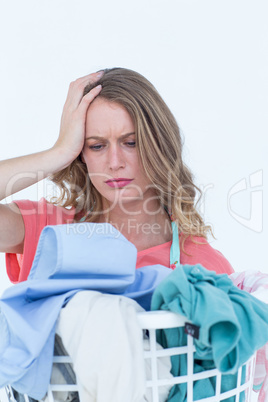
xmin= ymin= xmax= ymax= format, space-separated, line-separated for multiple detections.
xmin=103 ymin=192 xmax=143 ymax=209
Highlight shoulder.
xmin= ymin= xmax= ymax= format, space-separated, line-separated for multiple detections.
xmin=6 ymin=198 xmax=76 ymax=283
xmin=180 ymin=234 xmax=234 ymax=275
xmin=14 ymin=197 xmax=75 ymax=226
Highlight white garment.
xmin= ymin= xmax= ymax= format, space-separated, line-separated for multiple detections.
xmin=230 ymin=270 xmax=268 ymax=304
xmin=230 ymin=270 xmax=268 ymax=402
xmin=56 ymin=291 xmax=173 ymax=402
xmin=56 ymin=291 xmax=146 ymax=402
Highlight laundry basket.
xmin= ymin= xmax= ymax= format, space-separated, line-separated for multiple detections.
xmin=0 ymin=311 xmax=256 ymax=402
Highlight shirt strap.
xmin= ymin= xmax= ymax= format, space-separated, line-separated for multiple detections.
xmin=170 ymin=221 xmax=180 ymax=268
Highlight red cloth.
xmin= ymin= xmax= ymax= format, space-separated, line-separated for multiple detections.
xmin=6 ymin=198 xmax=234 ymax=283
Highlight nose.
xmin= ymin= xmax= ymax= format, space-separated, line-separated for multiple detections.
xmin=108 ymin=145 xmax=125 ymax=171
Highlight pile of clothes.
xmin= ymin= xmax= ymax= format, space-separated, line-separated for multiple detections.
xmin=0 ymin=223 xmax=268 ymax=401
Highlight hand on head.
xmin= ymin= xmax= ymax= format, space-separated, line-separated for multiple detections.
xmin=54 ymin=71 xmax=104 ymax=165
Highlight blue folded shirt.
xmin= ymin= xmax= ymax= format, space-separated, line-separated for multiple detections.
xmin=0 ymin=223 xmax=171 ymax=398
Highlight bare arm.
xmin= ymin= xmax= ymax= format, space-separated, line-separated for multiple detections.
xmin=0 ymin=72 xmax=103 ymax=254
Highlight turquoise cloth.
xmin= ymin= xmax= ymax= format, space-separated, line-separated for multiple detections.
xmin=151 ymin=264 xmax=268 ymax=401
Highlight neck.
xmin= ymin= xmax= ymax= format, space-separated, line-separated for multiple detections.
xmin=99 ymin=200 xmax=172 ymax=251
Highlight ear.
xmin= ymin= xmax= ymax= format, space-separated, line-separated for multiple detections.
xmin=80 ymin=152 xmax=86 ymax=164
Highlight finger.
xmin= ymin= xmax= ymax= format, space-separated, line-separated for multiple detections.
xmin=71 ymin=71 xmax=104 ymax=91
xmin=64 ymin=71 xmax=104 ymax=109
xmin=78 ymin=70 xmax=104 ymax=83
xmin=77 ymin=85 xmax=102 ymax=116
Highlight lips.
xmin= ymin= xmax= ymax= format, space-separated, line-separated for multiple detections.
xmin=105 ymin=178 xmax=134 ymax=188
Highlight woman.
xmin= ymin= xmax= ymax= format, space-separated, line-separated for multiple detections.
xmin=0 ymin=68 xmax=234 ymax=283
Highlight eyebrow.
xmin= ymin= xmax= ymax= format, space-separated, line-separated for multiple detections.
xmin=85 ymin=132 xmax=135 ymax=141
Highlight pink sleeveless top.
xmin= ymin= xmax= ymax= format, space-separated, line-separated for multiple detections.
xmin=6 ymin=198 xmax=234 ymax=283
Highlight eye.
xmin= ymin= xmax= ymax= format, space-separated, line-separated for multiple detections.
xmin=125 ymin=140 xmax=136 ymax=147
xmin=88 ymin=144 xmax=104 ymax=151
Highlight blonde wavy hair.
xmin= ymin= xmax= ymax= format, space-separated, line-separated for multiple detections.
xmin=51 ymin=68 xmax=212 ymax=240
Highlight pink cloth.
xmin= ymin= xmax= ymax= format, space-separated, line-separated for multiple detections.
xmin=6 ymin=198 xmax=234 ymax=283
xmin=230 ymin=271 xmax=268 ymax=402
xmin=136 ymin=234 xmax=234 ymax=275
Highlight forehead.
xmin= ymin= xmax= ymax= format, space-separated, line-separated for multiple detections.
xmin=86 ymin=98 xmax=134 ymax=134
xmin=87 ymin=97 xmax=130 ymax=118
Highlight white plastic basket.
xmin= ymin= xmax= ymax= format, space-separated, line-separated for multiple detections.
xmin=0 ymin=311 xmax=256 ymax=402
xmin=137 ymin=311 xmax=256 ymax=402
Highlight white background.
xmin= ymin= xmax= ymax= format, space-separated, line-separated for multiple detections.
xmin=0 ymin=0 xmax=267 ymax=296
